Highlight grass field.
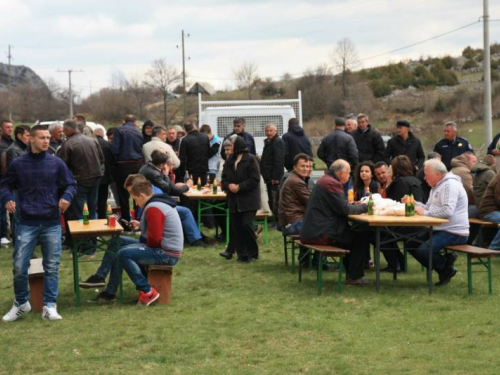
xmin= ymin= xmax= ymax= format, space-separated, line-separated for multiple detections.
xmin=1 ymin=228 xmax=500 ymax=374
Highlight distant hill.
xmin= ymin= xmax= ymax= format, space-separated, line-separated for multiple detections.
xmin=0 ymin=63 xmax=47 ymax=92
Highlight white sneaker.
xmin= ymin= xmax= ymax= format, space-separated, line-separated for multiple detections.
xmin=42 ymin=305 xmax=62 ymax=321
xmin=3 ymin=301 xmax=31 ymax=322
xmin=0 ymin=237 xmax=11 ymax=246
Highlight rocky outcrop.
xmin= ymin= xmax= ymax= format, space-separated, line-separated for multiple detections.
xmin=0 ymin=63 xmax=47 ymax=91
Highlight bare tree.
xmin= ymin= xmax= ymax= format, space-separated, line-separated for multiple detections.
xmin=233 ymin=62 xmax=259 ymax=99
xmin=145 ymin=59 xmax=181 ymax=125
xmin=127 ymin=75 xmax=150 ymax=120
xmin=331 ymin=38 xmax=359 ymax=100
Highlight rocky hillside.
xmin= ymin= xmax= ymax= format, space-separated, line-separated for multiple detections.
xmin=0 ymin=63 xmax=47 ymax=91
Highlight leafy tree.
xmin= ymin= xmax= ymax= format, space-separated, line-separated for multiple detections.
xmin=463 ymin=59 xmax=478 ymax=70
xmin=441 ymin=56 xmax=456 ymax=70
xmin=462 ymin=46 xmax=476 ymax=59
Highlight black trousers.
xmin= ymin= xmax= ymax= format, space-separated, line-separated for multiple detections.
xmin=230 ymin=210 xmax=258 ymax=260
xmin=113 ymin=162 xmax=142 ymax=221
xmin=97 ymin=183 xmax=110 ymax=219
xmin=266 ymin=182 xmax=279 ymax=221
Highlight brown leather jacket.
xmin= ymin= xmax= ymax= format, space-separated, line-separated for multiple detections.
xmin=479 ymin=173 xmax=500 ymax=218
xmin=57 ymin=133 xmax=104 ymax=182
xmin=278 ymin=171 xmax=311 ymax=227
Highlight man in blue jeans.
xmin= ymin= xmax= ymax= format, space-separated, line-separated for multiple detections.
xmin=406 ymin=159 xmax=469 ymax=286
xmin=478 ymin=172 xmax=500 ymax=249
xmin=85 ymin=179 xmax=183 ymax=305
xmin=0 ymin=125 xmax=76 ymax=321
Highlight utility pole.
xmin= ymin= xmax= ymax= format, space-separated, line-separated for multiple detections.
xmin=483 ymin=0 xmax=493 ymax=145
xmin=57 ymin=69 xmax=83 ymax=118
xmin=181 ymin=30 xmax=189 ymax=121
xmin=7 ymin=45 xmax=13 ymax=122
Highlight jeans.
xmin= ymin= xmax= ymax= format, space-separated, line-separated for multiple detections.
xmin=96 ymin=235 xmax=137 ymax=280
xmin=406 ymin=230 xmax=468 ymax=273
xmin=282 ymin=220 xmax=303 ymax=236
xmin=118 ymin=245 xmax=179 ymax=292
xmin=483 ymin=211 xmax=500 ymax=250
xmin=176 ymin=206 xmax=202 ymax=244
xmin=13 ymin=224 xmax=62 ymax=307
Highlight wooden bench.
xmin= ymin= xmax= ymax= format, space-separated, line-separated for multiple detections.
xmin=445 ymin=245 xmax=500 ymax=295
xmin=469 ymin=218 xmax=500 ymax=247
xmin=254 ymin=212 xmax=272 ymax=244
xmin=294 ymin=239 xmax=349 ymax=295
xmin=147 ymin=265 xmax=173 ymax=304
xmin=28 ymin=259 xmax=44 ymax=312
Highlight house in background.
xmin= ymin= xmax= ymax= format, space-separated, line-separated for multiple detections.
xmin=188 ymin=82 xmax=216 ymax=96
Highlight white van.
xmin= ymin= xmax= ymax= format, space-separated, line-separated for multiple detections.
xmin=198 ymin=92 xmax=303 ymax=155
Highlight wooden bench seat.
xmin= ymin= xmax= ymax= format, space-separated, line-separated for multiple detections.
xmin=147 ymin=265 xmax=173 ymax=305
xmin=469 ymin=218 xmax=500 ymax=229
xmin=445 ymin=245 xmax=500 ymax=295
xmin=28 ymin=259 xmax=45 ymax=312
xmin=294 ymin=239 xmax=350 ymax=295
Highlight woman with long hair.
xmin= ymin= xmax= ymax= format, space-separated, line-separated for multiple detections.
xmin=353 ymin=161 xmax=380 ymax=201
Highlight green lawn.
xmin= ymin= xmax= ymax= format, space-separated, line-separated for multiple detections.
xmin=1 ymin=229 xmax=500 ymax=374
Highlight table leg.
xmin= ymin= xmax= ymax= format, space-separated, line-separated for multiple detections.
xmin=197 ymin=200 xmax=202 ymax=232
xmin=488 ymin=258 xmax=492 ymax=295
xmin=428 ymin=227 xmax=433 ymax=295
xmin=72 ymin=239 xmax=81 ymax=307
xmin=317 ymin=252 xmax=323 ymax=295
xmin=375 ymin=227 xmax=381 ymax=292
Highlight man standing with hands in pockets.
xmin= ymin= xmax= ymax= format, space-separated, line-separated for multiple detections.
xmin=0 ymin=125 xmax=76 ymax=321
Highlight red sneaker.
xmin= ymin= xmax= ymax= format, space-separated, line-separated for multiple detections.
xmin=138 ymin=288 xmax=160 ymax=306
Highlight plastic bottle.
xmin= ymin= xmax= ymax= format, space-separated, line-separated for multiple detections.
xmin=348 ymin=188 xmax=354 ymax=204
xmin=83 ymin=203 xmax=90 ymax=225
xmin=106 ymin=204 xmax=113 ymax=225
xmin=213 ymin=179 xmax=218 ymax=194
xmin=405 ymin=195 xmax=410 ymax=217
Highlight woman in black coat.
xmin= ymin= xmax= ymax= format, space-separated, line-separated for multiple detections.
xmin=221 ymin=136 xmax=261 ymax=262
xmin=353 ymin=161 xmax=380 ymax=201
xmin=382 ymin=155 xmax=424 ymax=272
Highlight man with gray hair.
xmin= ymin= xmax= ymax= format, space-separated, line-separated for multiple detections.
xmin=433 ymin=121 xmax=473 ymax=170
xmin=48 ymin=122 xmax=64 ymax=155
xmin=142 ymin=126 xmax=180 ymax=167
xmin=406 ymin=158 xmax=469 ymax=286
xmin=300 ymin=159 xmax=372 ymax=286
xmin=317 ymin=117 xmax=358 ymax=169
xmin=345 ymin=118 xmax=358 ymax=134
xmin=260 ymin=123 xmax=285 ymax=217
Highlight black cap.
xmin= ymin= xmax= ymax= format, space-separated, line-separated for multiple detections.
xmin=396 ymin=120 xmax=410 ymax=128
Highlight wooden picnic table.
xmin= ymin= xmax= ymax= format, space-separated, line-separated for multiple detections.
xmin=348 ymin=214 xmax=449 ymax=294
xmin=184 ymin=188 xmax=229 ymax=245
xmin=67 ymin=219 xmax=124 ymax=306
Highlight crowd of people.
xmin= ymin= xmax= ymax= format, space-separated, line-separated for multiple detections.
xmin=1 ymin=111 xmax=500 ymax=321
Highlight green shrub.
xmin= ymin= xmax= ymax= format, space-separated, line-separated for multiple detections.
xmin=463 ymin=59 xmax=478 ymax=70
xmin=369 ymin=79 xmax=392 ymax=97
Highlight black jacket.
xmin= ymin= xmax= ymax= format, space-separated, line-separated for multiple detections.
xmin=221 ymin=131 xmax=256 ymax=159
xmin=352 ymin=125 xmax=386 ymax=163
xmin=110 ymin=123 xmax=144 ymax=162
xmin=96 ymin=136 xmax=114 ymax=185
xmin=386 ymin=176 xmax=423 ymax=203
xmin=260 ymin=134 xmax=285 ymax=183
xmin=433 ymin=136 xmax=473 ymax=170
xmin=139 ymin=163 xmax=188 ymax=197
xmin=415 ymin=167 xmax=431 ymax=203
xmin=282 ymin=124 xmax=313 ymax=171
xmin=178 ymin=130 xmax=210 ymax=177
xmin=300 ymin=171 xmax=367 ymax=243
xmin=317 ymin=129 xmax=359 ymax=169
xmin=6 ymin=139 xmax=29 ymax=169
xmin=384 ymin=132 xmax=425 ymax=170
xmin=222 ymin=150 xmax=261 ymax=213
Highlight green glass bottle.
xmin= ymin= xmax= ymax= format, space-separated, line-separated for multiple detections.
xmin=83 ymin=203 xmax=90 ymax=225
xmin=367 ymin=193 xmax=374 ymax=215
xmin=197 ymin=177 xmax=202 ymax=191
xmin=213 ymin=179 xmax=218 ymax=194
xmin=405 ymin=195 xmax=410 ymax=217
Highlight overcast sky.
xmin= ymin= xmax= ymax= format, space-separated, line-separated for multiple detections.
xmin=0 ymin=0 xmax=499 ymax=98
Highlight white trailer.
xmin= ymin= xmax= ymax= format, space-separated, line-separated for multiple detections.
xmin=198 ymin=92 xmax=303 ymax=154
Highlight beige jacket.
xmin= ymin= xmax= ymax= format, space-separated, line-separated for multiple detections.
xmin=142 ymin=137 xmax=180 ymax=168
xmin=450 ymin=154 xmax=474 ymax=205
